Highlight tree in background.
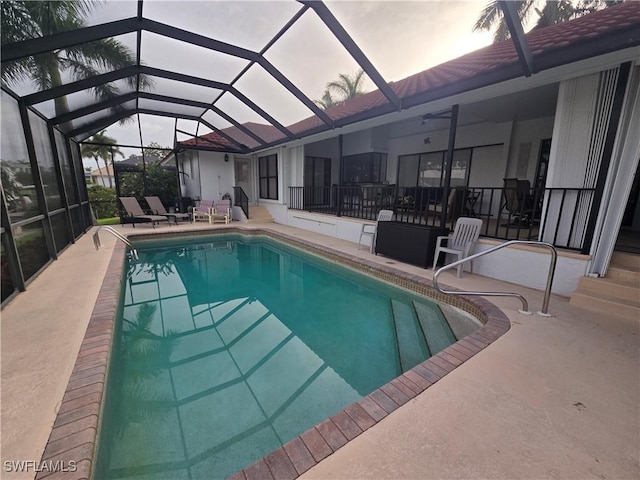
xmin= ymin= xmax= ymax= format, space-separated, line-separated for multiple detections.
xmin=315 ymin=69 xmax=367 ymax=110
xmin=81 ymin=130 xmax=123 ymax=188
xmin=314 ymin=90 xmax=339 ymax=110
xmin=1 ymin=0 xmax=152 ymax=118
xmin=143 ymin=142 xmax=171 ymax=162
xmin=87 ymin=184 xmax=117 ymax=219
xmin=474 ymin=0 xmax=623 ymax=42
xmin=119 ymin=162 xmax=178 ymax=210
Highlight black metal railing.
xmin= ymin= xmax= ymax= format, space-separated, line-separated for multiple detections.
xmin=288 ymin=185 xmax=596 ymax=251
xmin=233 ymin=186 xmax=249 ymax=219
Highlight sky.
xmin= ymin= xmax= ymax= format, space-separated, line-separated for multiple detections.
xmin=45 ymin=0 xmax=495 ymax=166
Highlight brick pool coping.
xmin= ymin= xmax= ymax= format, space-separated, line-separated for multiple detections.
xmin=36 ymin=226 xmax=510 ymax=480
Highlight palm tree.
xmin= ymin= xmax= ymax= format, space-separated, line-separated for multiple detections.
xmin=1 ymin=1 xmax=151 ymax=118
xmin=327 ymin=69 xmax=366 ymax=101
xmin=473 ymin=0 xmax=622 ymax=42
xmin=314 ymin=90 xmax=339 ymax=110
xmin=81 ymin=130 xmax=123 ymax=188
xmin=314 ymin=69 xmax=367 ymax=110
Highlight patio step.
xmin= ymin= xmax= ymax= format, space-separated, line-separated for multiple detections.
xmin=611 ymin=251 xmax=640 ymax=269
xmin=246 ymin=205 xmax=274 ymax=223
xmin=569 ymin=291 xmax=640 ymax=321
xmin=390 ymin=299 xmax=430 ymax=372
xmin=570 ymin=251 xmax=640 ymax=320
xmin=413 ymin=301 xmax=457 ymax=356
xmin=575 ymin=276 xmax=639 ymax=302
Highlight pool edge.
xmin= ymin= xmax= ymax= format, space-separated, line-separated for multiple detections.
xmin=36 ymin=227 xmax=510 ymax=480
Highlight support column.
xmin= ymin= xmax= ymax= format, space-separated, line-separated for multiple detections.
xmin=441 ymin=104 xmax=459 ymax=227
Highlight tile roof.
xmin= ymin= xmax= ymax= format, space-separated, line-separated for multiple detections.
xmin=179 ymin=122 xmax=285 ymax=151
xmin=182 ymin=2 xmax=640 ymax=152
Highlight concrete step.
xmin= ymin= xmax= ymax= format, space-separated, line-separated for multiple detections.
xmin=611 ymin=251 xmax=640 ymax=269
xmin=391 ymin=299 xmax=429 ymax=372
xmin=569 ymin=291 xmax=640 ymax=321
xmin=413 ymin=301 xmax=456 ymax=356
xmin=576 ymin=276 xmax=640 ymax=303
xmin=247 ymin=205 xmax=274 ymax=223
xmin=607 ymin=265 xmax=640 ymax=284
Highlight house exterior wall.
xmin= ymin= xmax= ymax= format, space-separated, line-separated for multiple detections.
xmin=269 ymin=207 xmax=588 ymax=296
xmin=471 ymin=241 xmax=588 ymax=297
xmin=285 ymin=145 xmax=304 ymax=193
xmin=92 ymin=175 xmax=113 ymax=188
xmin=505 ymin=116 xmax=555 ymax=181
xmin=179 ymin=151 xmax=201 ymax=200
xmin=197 ymin=150 xmax=235 ymax=201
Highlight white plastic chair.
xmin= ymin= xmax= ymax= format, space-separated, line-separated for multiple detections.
xmin=212 ymin=199 xmax=231 ymax=224
xmin=192 ymin=199 xmax=215 ymax=223
xmin=359 ymin=209 xmax=394 ymax=253
xmin=433 ymin=217 xmax=483 ymax=278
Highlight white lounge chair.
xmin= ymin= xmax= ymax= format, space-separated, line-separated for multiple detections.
xmin=433 ymin=217 xmax=483 ymax=278
xmin=359 ymin=209 xmax=394 ymax=253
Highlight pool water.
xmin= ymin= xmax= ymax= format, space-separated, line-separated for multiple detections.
xmin=95 ymin=234 xmax=459 ymax=479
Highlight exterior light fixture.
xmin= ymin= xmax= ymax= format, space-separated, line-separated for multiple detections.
xmin=224 ymin=154 xmax=229 ymax=162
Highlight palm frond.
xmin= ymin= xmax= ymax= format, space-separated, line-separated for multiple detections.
xmin=473 ymin=1 xmax=502 ymax=32
xmin=65 ymin=38 xmax=136 ymax=72
xmin=1 ymin=1 xmax=41 ymax=43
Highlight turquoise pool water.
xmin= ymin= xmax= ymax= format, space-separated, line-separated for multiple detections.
xmin=95 ymin=234 xmax=458 ymax=479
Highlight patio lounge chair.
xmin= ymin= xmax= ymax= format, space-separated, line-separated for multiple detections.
xmin=145 ymin=196 xmax=191 ymax=224
xmin=502 ymin=178 xmax=537 ymax=226
xmin=192 ymin=199 xmax=215 ymax=223
xmin=359 ymin=209 xmax=394 ymax=253
xmin=426 ymin=187 xmax=466 ymax=223
xmin=432 ymin=217 xmax=483 ymax=278
xmin=119 ymin=197 xmax=171 ymax=228
xmin=212 ymin=199 xmax=231 ymax=224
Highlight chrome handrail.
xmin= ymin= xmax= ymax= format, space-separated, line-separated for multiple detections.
xmin=432 ymin=240 xmax=557 ymax=316
xmin=93 ymin=226 xmax=138 ymax=259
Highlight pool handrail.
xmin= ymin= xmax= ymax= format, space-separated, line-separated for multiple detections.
xmin=93 ymin=226 xmax=138 ymax=259
xmin=432 ymin=240 xmax=557 ymax=316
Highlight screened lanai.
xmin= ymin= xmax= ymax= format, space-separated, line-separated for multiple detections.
xmin=5 ymin=0 xmax=638 ymax=306
xmin=1 ymin=0 xmax=550 ymax=305
xmin=3 ymin=0 xmax=463 ymax=305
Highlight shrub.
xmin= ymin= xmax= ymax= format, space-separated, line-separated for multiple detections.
xmin=88 ymin=184 xmax=117 ymax=219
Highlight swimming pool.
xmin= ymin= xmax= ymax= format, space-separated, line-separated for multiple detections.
xmin=93 ymin=232 xmax=481 ymax=479
xmin=42 ymin=227 xmax=510 ymax=480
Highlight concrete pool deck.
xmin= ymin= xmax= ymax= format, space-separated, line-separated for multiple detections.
xmin=1 ymin=221 xmax=638 ymax=479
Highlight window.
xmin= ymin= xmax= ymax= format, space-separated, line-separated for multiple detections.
xmin=398 ymin=147 xmax=481 ymax=187
xmin=1 ymin=91 xmax=40 ymax=223
xmin=304 ymin=156 xmax=331 ymax=205
xmin=29 ymin=111 xmax=63 ymax=211
xmin=259 ymin=154 xmax=278 ymax=200
xmin=341 ymin=152 xmax=387 ymax=184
